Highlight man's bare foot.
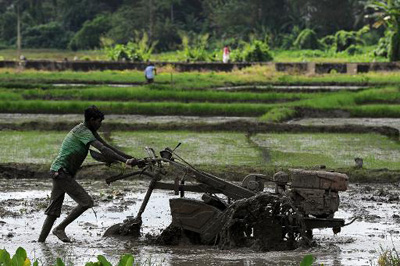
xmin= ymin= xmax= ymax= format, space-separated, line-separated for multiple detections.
xmin=52 ymin=228 xmax=71 ymax=243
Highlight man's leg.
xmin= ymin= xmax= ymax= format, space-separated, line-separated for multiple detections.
xmin=38 ymin=177 xmax=64 ymax=242
xmin=38 ymin=215 xmax=57 ymax=242
xmin=52 ymin=174 xmax=94 ymax=242
xmin=52 ymin=205 xmax=87 ymax=242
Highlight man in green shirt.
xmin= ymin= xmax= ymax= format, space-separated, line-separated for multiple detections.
xmin=38 ymin=106 xmax=138 ymax=243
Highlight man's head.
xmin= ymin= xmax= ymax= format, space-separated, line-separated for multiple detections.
xmin=84 ymin=105 xmax=104 ymax=131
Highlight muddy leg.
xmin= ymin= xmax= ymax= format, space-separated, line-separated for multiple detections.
xmin=52 ymin=205 xmax=88 ymax=243
xmin=38 ymin=215 xmax=57 ymax=242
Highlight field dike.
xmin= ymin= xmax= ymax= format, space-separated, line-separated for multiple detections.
xmin=0 ymin=115 xmax=398 ymax=139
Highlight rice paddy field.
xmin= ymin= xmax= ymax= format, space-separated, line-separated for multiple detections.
xmin=1 ymin=130 xmax=399 ymax=171
xmin=0 ymin=65 xmax=399 ymax=181
xmin=0 ymin=63 xmax=399 ymax=266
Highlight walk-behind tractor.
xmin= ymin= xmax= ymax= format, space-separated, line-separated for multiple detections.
xmin=93 ymin=144 xmax=353 ymax=251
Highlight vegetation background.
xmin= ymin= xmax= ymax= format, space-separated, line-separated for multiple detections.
xmin=0 ymin=0 xmax=399 ymax=62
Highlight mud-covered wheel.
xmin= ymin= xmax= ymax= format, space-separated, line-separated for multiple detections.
xmin=217 ymin=193 xmax=310 ymax=251
xmin=276 ymin=197 xmax=308 ymax=249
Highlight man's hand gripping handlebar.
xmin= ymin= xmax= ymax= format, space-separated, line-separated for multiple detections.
xmin=126 ymin=158 xmax=147 ymax=168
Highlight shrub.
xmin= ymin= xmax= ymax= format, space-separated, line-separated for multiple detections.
xmin=294 ymin=29 xmax=320 ymax=50
xmin=321 ymin=26 xmax=369 ymax=52
xmin=69 ymin=15 xmax=111 ymax=51
xmin=334 ymin=30 xmax=358 ymax=52
xmin=105 ymin=44 xmax=130 ymax=61
xmin=179 ymin=32 xmax=214 ymax=62
xmin=104 ymin=32 xmax=157 ymax=62
xmin=235 ymin=40 xmax=273 ymax=62
xmin=374 ymin=32 xmax=390 ymax=57
xmin=346 ymin=44 xmax=363 ymax=55
xmin=279 ymin=26 xmax=302 ymax=50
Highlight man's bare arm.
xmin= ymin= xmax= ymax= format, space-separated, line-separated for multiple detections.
xmin=91 ymin=140 xmax=131 ymax=164
xmin=92 ymin=131 xmax=134 ymax=159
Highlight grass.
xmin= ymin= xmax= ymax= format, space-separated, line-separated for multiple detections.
xmin=272 ymin=46 xmax=387 ymax=63
xmin=0 ymin=131 xmax=64 ymax=164
xmin=1 ymin=130 xmax=398 ymax=171
xmin=0 ymin=100 xmax=278 ymax=116
xmin=2 ymin=85 xmax=399 ymax=118
xmin=354 ymin=87 xmax=400 ymax=104
xmin=377 ymin=246 xmax=400 ymax=266
xmin=259 ymin=107 xmax=296 ymax=122
xmin=2 ymin=66 xmax=400 ymax=88
xmin=12 ymin=86 xmax=318 ymax=103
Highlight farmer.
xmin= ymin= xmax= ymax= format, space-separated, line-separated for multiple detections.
xmin=144 ymin=63 xmax=156 ymax=83
xmin=38 ymin=105 xmax=138 ymax=243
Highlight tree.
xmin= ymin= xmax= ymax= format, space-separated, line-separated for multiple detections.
xmin=368 ymin=0 xmax=400 ymax=61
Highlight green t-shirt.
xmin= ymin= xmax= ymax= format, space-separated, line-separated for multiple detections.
xmin=50 ymin=123 xmax=97 ymax=175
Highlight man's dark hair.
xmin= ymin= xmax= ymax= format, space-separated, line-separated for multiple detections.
xmin=84 ymin=105 xmax=104 ymax=121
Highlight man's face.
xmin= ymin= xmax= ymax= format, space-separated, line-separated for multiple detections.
xmin=89 ymin=118 xmax=102 ymax=131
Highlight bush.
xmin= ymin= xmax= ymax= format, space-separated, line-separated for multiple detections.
xmin=179 ymin=32 xmax=214 ymax=62
xmin=22 ymin=22 xmax=72 ymax=49
xmin=334 ymin=30 xmax=357 ymax=52
xmin=104 ymin=33 xmax=157 ymax=62
xmin=321 ymin=26 xmax=369 ymax=52
xmin=279 ymin=26 xmax=302 ymax=50
xmin=346 ymin=44 xmax=363 ymax=55
xmin=374 ymin=32 xmax=390 ymax=57
xmin=294 ymin=29 xmax=320 ymax=50
xmin=69 ymin=15 xmax=111 ymax=50
xmin=235 ymin=40 xmax=273 ymax=62
xmin=105 ymin=43 xmax=140 ymax=61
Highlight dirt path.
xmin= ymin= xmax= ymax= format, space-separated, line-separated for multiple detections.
xmin=1 ymin=178 xmax=399 ymax=265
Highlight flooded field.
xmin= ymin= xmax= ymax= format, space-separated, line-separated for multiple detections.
xmin=288 ymin=118 xmax=400 ymax=131
xmin=1 ymin=178 xmax=399 ymax=265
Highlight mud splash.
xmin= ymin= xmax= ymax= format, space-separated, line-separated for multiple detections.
xmin=1 ymin=178 xmax=400 ymax=265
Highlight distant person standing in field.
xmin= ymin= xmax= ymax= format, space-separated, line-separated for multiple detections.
xmin=222 ymin=46 xmax=230 ymax=63
xmin=144 ymin=63 xmax=156 ymax=83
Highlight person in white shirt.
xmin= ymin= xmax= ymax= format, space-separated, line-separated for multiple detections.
xmin=222 ymin=46 xmax=230 ymax=63
xmin=144 ymin=63 xmax=157 ymax=83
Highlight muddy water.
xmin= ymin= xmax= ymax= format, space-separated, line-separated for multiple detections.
xmin=1 ymin=178 xmax=399 ymax=266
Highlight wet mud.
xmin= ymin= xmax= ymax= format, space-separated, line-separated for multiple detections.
xmin=1 ymin=178 xmax=400 ymax=265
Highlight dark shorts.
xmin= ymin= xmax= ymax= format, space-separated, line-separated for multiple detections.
xmin=44 ymin=169 xmax=94 ymax=217
xmin=146 ymin=77 xmax=154 ymax=83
